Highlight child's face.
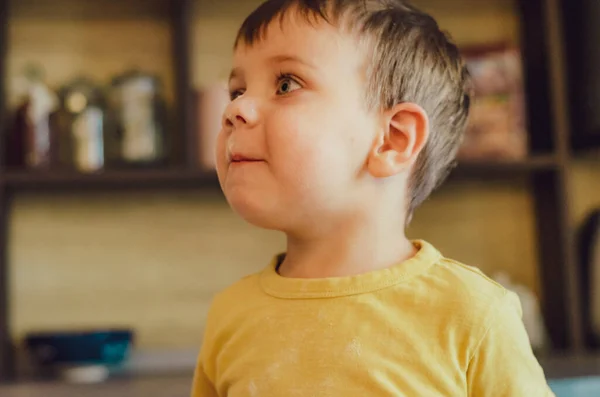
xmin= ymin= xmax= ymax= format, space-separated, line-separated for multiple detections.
xmin=217 ymin=12 xmax=380 ymax=233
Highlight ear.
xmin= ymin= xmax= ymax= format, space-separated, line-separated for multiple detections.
xmin=367 ymin=102 xmax=429 ymax=178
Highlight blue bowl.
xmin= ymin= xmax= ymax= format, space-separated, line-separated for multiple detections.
xmin=25 ymin=329 xmax=133 ymax=368
xmin=549 ymin=377 xmax=600 ymax=397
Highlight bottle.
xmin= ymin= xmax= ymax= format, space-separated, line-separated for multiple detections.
xmin=57 ymin=78 xmax=106 ymax=173
xmin=11 ymin=65 xmax=59 ymax=170
xmin=107 ymin=71 xmax=167 ymax=167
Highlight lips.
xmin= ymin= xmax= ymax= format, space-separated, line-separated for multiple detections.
xmin=230 ymin=153 xmax=263 ymax=163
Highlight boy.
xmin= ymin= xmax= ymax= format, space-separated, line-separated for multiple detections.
xmin=192 ymin=0 xmax=555 ymax=395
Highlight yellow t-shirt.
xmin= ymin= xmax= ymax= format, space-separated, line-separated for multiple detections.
xmin=192 ymin=240 xmax=555 ymax=396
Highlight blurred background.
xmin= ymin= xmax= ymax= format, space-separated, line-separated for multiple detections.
xmin=0 ymin=0 xmax=599 ymax=395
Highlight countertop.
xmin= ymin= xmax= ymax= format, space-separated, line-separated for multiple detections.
xmin=1 ymin=353 xmax=598 ymax=396
xmin=0 ymin=348 xmax=199 ymax=396
xmin=0 ymin=374 xmax=194 ymax=397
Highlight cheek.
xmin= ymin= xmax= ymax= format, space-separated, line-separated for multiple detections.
xmin=268 ymin=105 xmax=371 ymax=194
xmin=271 ymin=114 xmax=329 ymax=178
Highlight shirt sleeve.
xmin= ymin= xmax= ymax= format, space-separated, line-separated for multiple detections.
xmin=467 ymin=291 xmax=556 ymax=397
xmin=191 ymin=358 xmax=218 ymax=397
xmin=191 ymin=301 xmax=219 ymax=397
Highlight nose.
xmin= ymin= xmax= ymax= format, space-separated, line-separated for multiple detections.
xmin=223 ymin=96 xmax=259 ymax=130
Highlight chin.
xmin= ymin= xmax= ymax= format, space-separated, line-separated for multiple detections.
xmin=225 ymin=190 xmax=286 ymax=231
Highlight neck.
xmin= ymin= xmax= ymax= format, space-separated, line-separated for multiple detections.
xmin=280 ymin=215 xmax=415 ymax=279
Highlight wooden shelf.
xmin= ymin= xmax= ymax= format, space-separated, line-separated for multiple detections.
xmin=0 ymin=156 xmax=558 ymax=191
xmin=452 ymin=155 xmax=559 ymax=177
xmin=1 ymin=168 xmax=220 ymax=191
xmin=0 ymin=156 xmax=559 ymax=192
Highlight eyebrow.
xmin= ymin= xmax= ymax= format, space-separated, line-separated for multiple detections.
xmin=229 ymin=68 xmax=243 ymax=82
xmin=268 ymin=54 xmax=316 ymax=70
xmin=228 ymin=54 xmax=315 ymax=82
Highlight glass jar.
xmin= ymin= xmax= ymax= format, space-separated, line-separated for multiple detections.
xmin=107 ymin=71 xmax=167 ymax=167
xmin=11 ymin=65 xmax=59 ymax=170
xmin=56 ymin=78 xmax=106 ymax=173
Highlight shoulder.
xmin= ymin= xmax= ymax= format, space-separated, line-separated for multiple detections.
xmin=208 ymin=272 xmax=263 ymax=316
xmin=420 ymin=254 xmax=523 ymax=350
xmin=198 ymin=271 xmax=264 ymax=381
xmin=418 ymin=249 xmax=550 ymax=392
xmin=428 ymin=256 xmax=514 ymax=309
xmin=200 ymin=272 xmax=262 ymax=350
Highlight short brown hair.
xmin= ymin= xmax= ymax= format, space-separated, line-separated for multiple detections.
xmin=236 ymin=0 xmax=472 ymax=222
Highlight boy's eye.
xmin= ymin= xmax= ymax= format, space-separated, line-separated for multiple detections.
xmin=276 ymin=76 xmax=301 ymax=95
xmin=229 ymin=89 xmax=244 ymax=101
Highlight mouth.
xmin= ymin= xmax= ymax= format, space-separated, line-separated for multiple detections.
xmin=230 ymin=154 xmax=264 ymax=164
